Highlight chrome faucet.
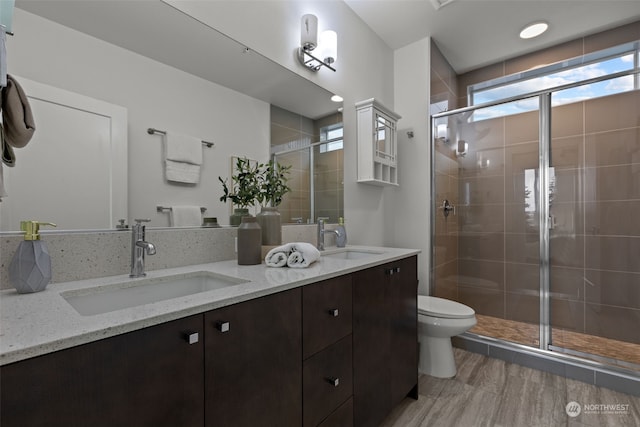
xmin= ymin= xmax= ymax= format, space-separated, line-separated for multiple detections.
xmin=130 ymin=219 xmax=156 ymax=278
xmin=317 ymin=218 xmax=338 ymax=251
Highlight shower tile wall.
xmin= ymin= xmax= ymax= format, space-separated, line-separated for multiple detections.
xmin=443 ymin=20 xmax=640 ymax=350
xmin=431 ymin=40 xmax=460 ymax=300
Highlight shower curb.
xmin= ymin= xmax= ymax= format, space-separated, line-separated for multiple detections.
xmin=453 ymin=333 xmax=640 ymax=397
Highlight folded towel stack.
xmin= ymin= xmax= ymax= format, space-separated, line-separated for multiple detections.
xmin=165 ymin=132 xmax=202 ymax=184
xmin=265 ymin=242 xmax=321 ymax=268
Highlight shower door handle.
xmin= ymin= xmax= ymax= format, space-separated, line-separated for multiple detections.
xmin=442 ymin=200 xmax=455 ymax=217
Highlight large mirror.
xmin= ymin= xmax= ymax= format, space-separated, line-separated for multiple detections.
xmin=1 ymin=0 xmax=343 ymax=232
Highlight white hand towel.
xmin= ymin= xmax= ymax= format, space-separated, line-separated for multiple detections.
xmin=171 ymin=205 xmax=202 ymax=227
xmin=287 ymin=242 xmax=321 ymax=268
xmin=165 ymin=160 xmax=201 ymax=184
xmin=165 ymin=132 xmax=202 ymax=165
xmin=265 ymin=243 xmax=294 ymax=267
xmin=165 ymin=132 xmax=202 ymax=184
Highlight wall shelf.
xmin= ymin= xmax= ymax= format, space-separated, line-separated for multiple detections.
xmin=355 ymin=98 xmax=402 ymax=186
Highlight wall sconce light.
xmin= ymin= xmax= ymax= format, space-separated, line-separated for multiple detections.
xmin=297 ymin=14 xmax=337 ymax=72
xmin=455 ymin=140 xmax=468 ymax=157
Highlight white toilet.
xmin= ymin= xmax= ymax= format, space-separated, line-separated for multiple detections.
xmin=417 ymin=295 xmax=477 ymax=378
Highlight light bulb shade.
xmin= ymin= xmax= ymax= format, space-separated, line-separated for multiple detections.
xmin=301 ymin=14 xmax=318 ymax=50
xmin=319 ymin=30 xmax=337 ymax=64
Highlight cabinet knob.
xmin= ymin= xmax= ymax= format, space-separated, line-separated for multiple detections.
xmin=216 ymin=321 xmax=230 ymax=333
xmin=325 ymin=377 xmax=340 ymax=387
xmin=385 ymin=267 xmax=401 ymax=275
xmin=185 ymin=332 xmax=199 ymax=344
xmin=328 ymin=308 xmax=339 ymax=317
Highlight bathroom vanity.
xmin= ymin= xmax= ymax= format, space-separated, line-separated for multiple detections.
xmin=0 ymin=247 xmax=418 ymax=427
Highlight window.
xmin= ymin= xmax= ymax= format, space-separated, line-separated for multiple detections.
xmin=319 ymin=123 xmax=343 ymax=153
xmin=468 ymin=41 xmax=639 ymax=120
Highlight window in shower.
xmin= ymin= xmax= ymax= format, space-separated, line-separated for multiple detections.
xmin=468 ymin=41 xmax=639 ymax=119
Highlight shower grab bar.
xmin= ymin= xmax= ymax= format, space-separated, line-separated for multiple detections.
xmin=147 ymin=128 xmax=214 ymax=148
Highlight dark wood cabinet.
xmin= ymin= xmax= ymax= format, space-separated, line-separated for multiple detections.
xmin=0 ymin=314 xmax=204 ymax=427
xmin=352 ymin=255 xmax=418 ymax=427
xmin=0 ymin=256 xmax=417 ymax=427
xmin=204 ymin=288 xmax=302 ymax=427
xmin=302 ymin=275 xmax=354 ymax=427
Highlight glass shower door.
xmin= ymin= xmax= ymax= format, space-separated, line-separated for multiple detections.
xmin=547 ymin=84 xmax=640 ymax=369
xmin=432 ymin=97 xmax=543 ymax=349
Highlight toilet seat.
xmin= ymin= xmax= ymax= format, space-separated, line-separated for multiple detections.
xmin=418 ymin=296 xmax=475 ymax=319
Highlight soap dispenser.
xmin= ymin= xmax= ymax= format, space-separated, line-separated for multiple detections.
xmin=335 ymin=217 xmax=347 ymax=248
xmin=9 ymin=221 xmax=56 ymax=293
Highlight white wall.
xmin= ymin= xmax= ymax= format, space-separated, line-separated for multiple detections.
xmin=7 ymin=9 xmax=269 ymax=228
xmin=167 ymin=0 xmax=396 ymax=245
xmin=390 ymin=38 xmax=432 ymax=294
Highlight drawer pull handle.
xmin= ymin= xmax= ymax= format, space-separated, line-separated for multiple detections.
xmin=385 ymin=267 xmax=401 ymax=275
xmin=328 ymin=308 xmax=339 ymax=317
xmin=325 ymin=377 xmax=340 ymax=387
xmin=216 ymin=321 xmax=230 ymax=333
xmin=185 ymin=332 xmax=199 ymax=344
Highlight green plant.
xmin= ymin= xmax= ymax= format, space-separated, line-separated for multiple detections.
xmin=258 ymin=160 xmax=292 ymax=207
xmin=218 ymin=157 xmax=261 ymax=208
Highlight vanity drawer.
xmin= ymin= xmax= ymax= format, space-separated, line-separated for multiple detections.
xmin=303 ymin=335 xmax=353 ymax=427
xmin=318 ymin=397 xmax=353 ymax=427
xmin=303 ymin=275 xmax=352 ymax=359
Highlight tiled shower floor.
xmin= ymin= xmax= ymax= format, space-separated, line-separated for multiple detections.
xmin=471 ymin=314 xmax=640 ymax=371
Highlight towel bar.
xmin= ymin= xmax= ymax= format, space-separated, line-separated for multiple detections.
xmin=147 ymin=128 xmax=214 ymax=148
xmin=157 ymin=206 xmax=207 ymax=213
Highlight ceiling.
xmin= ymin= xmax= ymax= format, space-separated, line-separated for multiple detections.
xmin=344 ymin=0 xmax=640 ymax=73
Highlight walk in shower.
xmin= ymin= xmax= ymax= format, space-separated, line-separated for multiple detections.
xmin=431 ymin=58 xmax=640 ymax=376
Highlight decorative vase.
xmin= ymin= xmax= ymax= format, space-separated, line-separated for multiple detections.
xmin=256 ymin=207 xmax=282 ymax=246
xmin=230 ymin=208 xmax=250 ymax=227
xmin=237 ymin=216 xmax=262 ymax=265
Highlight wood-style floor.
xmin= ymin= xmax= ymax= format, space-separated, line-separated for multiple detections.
xmin=471 ymin=314 xmax=640 ymax=370
xmin=381 ymin=348 xmax=640 ymax=427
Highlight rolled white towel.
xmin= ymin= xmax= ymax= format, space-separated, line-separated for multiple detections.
xmin=287 ymin=242 xmax=321 ymax=268
xmin=265 ymin=243 xmax=294 ymax=267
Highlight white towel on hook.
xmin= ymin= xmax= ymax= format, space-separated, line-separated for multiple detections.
xmin=170 ymin=205 xmax=202 ymax=227
xmin=165 ymin=131 xmax=202 ymax=184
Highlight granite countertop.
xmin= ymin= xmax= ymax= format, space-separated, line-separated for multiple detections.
xmin=0 ymin=246 xmax=419 ymax=366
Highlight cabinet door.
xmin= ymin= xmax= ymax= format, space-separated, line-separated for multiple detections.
xmin=0 ymin=315 xmax=204 ymax=427
xmin=353 ymin=257 xmax=418 ymax=427
xmin=390 ymin=256 xmax=418 ymax=405
xmin=303 ymin=275 xmax=352 ymax=359
xmin=204 ymin=288 xmax=302 ymax=427
xmin=352 ymin=264 xmax=391 ymax=427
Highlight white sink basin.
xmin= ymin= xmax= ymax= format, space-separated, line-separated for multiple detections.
xmin=322 ymin=249 xmax=383 ymax=260
xmin=62 ymin=272 xmax=248 ymax=316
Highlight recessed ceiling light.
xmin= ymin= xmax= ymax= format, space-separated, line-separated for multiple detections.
xmin=520 ymin=22 xmax=548 ymax=39
xmin=331 ymin=95 xmax=343 ymax=102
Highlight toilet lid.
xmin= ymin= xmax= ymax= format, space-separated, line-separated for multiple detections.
xmin=418 ymin=296 xmax=475 ymax=319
